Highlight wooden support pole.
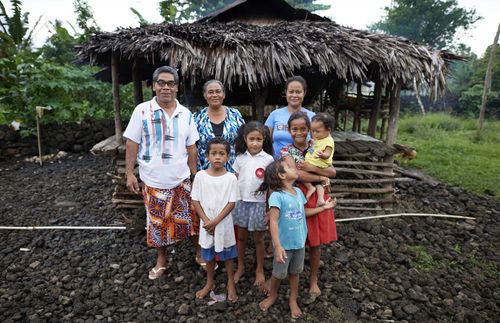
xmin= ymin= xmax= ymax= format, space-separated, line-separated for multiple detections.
xmin=111 ymin=52 xmax=123 ymax=142
xmin=352 ymin=80 xmax=362 ymax=131
xmin=331 ymin=78 xmax=343 ymax=130
xmin=368 ymin=77 xmax=382 ymax=137
xmin=386 ymin=81 xmax=401 ymax=146
xmin=253 ymin=86 xmax=268 ymax=122
xmin=132 ymin=59 xmax=143 ymax=107
xmin=380 ymin=85 xmax=391 ymax=140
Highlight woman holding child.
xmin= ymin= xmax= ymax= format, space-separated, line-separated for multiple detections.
xmin=264 ymin=76 xmax=338 ymax=306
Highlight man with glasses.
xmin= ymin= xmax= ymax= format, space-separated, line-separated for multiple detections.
xmin=123 ymin=66 xmax=199 ymax=280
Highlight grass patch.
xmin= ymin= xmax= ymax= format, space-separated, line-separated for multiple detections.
xmin=397 ymin=113 xmax=500 ymax=197
xmin=469 ymin=256 xmax=500 ymax=277
xmin=407 ymin=245 xmax=441 ymax=271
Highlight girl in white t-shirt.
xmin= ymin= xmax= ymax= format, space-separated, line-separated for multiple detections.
xmin=191 ymin=138 xmax=239 ymax=303
xmin=232 ymin=121 xmax=275 ymax=288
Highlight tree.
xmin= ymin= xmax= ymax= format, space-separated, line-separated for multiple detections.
xmin=73 ymin=0 xmax=100 ymax=41
xmin=369 ymin=0 xmax=480 ymax=49
xmin=40 ymin=20 xmax=78 ymax=64
xmin=0 ymin=0 xmax=41 ymax=55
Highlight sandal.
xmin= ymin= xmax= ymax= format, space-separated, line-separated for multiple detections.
xmin=148 ymin=267 xmax=166 ymax=280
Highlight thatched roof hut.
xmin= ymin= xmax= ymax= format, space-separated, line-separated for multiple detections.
xmin=78 ymin=3 xmax=461 ymax=212
xmin=77 ymin=19 xmax=460 ymax=139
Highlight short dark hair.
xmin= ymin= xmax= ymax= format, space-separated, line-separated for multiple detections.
xmin=152 ymin=66 xmax=179 ymax=83
xmin=206 ymin=137 xmax=230 ymax=155
xmin=285 ymin=75 xmax=307 ymax=93
xmin=311 ymin=112 xmax=335 ymax=131
xmin=288 ymin=111 xmax=311 ymax=130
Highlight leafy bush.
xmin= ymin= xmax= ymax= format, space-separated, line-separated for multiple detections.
xmin=459 ymin=84 xmax=499 ymax=117
xmin=0 ymin=58 xmax=136 ymax=129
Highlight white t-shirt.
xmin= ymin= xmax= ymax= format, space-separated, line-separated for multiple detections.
xmin=232 ymin=150 xmax=274 ymax=202
xmin=191 ymin=170 xmax=238 ymax=252
xmin=123 ymin=98 xmax=199 ymax=189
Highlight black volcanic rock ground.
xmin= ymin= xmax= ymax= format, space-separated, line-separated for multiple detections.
xmin=0 ymin=154 xmax=498 ymax=322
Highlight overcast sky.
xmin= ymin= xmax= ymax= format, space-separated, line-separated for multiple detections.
xmin=7 ymin=0 xmax=500 ymax=57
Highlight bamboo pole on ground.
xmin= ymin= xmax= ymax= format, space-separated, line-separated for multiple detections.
xmin=476 ymin=22 xmax=500 ymax=140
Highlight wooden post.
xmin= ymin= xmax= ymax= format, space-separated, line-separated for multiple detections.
xmin=380 ymin=86 xmax=391 ymax=140
xmin=352 ymin=80 xmax=362 ymax=131
xmin=380 ymin=80 xmax=401 ymax=211
xmin=368 ymin=77 xmax=382 ymax=137
xmin=476 ymin=22 xmax=500 ymax=139
xmin=111 ymin=52 xmax=123 ymax=142
xmin=330 ymin=78 xmax=343 ymax=130
xmin=253 ymin=86 xmax=268 ymax=122
xmin=386 ymin=80 xmax=401 ymax=146
xmin=132 ymin=59 xmax=143 ymax=107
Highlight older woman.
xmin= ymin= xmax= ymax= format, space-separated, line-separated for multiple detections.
xmin=264 ymin=75 xmax=315 ymax=159
xmin=194 ymin=79 xmax=245 ymax=172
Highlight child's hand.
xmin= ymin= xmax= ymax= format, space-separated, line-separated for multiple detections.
xmin=315 ymin=150 xmax=329 ymax=159
xmin=203 ymin=219 xmax=218 ymax=235
xmin=323 ymin=197 xmax=337 ymax=210
xmin=297 ymin=160 xmax=312 ymax=171
xmin=274 ymin=246 xmax=287 ymax=264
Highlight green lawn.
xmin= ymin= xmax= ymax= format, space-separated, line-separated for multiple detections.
xmin=396 ymin=113 xmax=500 ymax=197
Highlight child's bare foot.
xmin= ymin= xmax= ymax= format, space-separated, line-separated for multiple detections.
xmin=303 ymin=281 xmax=322 ymax=304
xmin=260 ymin=279 xmax=271 ymax=295
xmin=305 ymin=186 xmax=316 ymax=199
xmin=254 ymin=270 xmax=265 ymax=288
xmin=227 ymin=282 xmax=238 ymax=303
xmin=289 ymin=300 xmax=302 ymax=319
xmin=310 ymin=282 xmax=321 ymax=296
xmin=259 ymin=294 xmax=277 ymax=311
xmin=195 ymin=283 xmax=214 ymax=299
xmin=234 ymin=267 xmax=245 ymax=283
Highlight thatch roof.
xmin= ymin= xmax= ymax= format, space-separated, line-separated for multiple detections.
xmin=77 ymin=21 xmax=461 ymax=99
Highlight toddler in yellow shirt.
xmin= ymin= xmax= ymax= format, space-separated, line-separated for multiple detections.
xmin=304 ymin=113 xmax=335 ymax=206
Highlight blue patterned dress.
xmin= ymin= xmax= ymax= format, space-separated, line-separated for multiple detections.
xmin=193 ymin=106 xmax=245 ymax=172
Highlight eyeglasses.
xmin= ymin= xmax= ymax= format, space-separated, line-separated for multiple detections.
xmin=156 ymin=80 xmax=177 ymax=88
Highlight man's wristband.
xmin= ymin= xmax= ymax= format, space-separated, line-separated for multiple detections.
xmin=190 ymin=173 xmax=196 ymax=182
